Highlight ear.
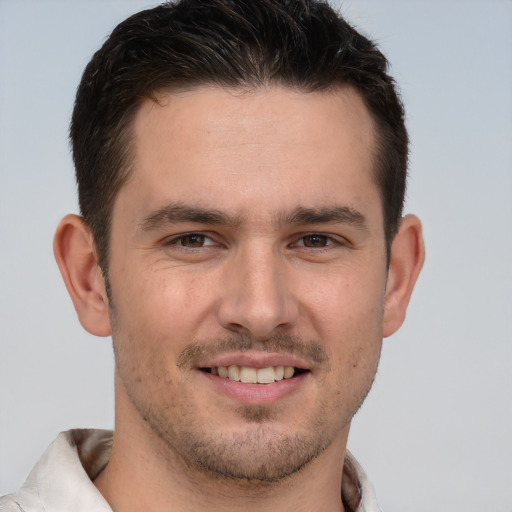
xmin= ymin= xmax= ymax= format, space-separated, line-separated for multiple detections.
xmin=53 ymin=214 xmax=111 ymax=337
xmin=382 ymin=214 xmax=425 ymax=338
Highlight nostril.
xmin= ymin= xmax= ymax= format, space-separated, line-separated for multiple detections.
xmin=215 ymin=274 xmax=299 ymax=339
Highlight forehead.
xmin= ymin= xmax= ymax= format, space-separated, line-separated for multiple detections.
xmin=135 ymin=85 xmax=376 ymax=157
xmin=122 ymin=85 xmax=380 ymax=224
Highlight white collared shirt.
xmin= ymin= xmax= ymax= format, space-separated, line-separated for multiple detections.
xmin=0 ymin=429 xmax=382 ymax=511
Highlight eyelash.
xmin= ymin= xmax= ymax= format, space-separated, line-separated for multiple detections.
xmin=163 ymin=232 xmax=345 ymax=250
xmin=164 ymin=232 xmax=217 ymax=249
xmin=292 ymin=233 xmax=340 ymax=249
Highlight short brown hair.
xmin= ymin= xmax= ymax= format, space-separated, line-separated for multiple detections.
xmin=71 ymin=0 xmax=408 ymax=270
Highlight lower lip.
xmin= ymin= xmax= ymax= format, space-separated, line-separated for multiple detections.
xmin=200 ymin=371 xmax=309 ymax=405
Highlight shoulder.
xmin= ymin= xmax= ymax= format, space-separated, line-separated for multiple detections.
xmin=0 ymin=491 xmax=42 ymax=511
xmin=0 ymin=429 xmax=113 ymax=512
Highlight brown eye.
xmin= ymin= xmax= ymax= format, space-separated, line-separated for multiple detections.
xmin=301 ymin=234 xmax=330 ymax=247
xmin=180 ymin=234 xmax=206 ymax=247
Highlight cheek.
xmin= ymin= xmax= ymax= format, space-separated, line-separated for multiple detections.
xmin=117 ymin=265 xmax=196 ymax=318
xmin=303 ymin=262 xmax=387 ymax=333
xmin=110 ymin=267 xmax=218 ymax=362
xmin=305 ymin=266 xmax=385 ymax=375
xmin=318 ymin=291 xmax=383 ymax=412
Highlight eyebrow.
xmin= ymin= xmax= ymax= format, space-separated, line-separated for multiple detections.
xmin=139 ymin=203 xmax=243 ymax=231
xmin=280 ymin=205 xmax=368 ymax=230
xmin=139 ymin=203 xmax=368 ymax=232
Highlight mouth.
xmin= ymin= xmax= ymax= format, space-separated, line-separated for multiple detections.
xmin=200 ymin=365 xmax=309 ymax=384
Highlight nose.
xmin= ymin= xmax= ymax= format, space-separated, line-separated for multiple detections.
xmin=216 ymin=245 xmax=299 ymax=339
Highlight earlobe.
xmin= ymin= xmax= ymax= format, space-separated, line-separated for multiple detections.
xmin=53 ymin=214 xmax=111 ymax=337
xmin=382 ymin=214 xmax=425 ymax=338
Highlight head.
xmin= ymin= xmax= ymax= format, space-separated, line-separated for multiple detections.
xmin=55 ymin=0 xmax=424 ymax=496
xmin=71 ymin=0 xmax=408 ymax=273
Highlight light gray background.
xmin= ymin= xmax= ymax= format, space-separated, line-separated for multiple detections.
xmin=1 ymin=1 xmax=511 ymax=510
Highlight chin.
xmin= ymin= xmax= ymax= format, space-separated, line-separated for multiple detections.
xmin=174 ymin=424 xmax=331 ymax=483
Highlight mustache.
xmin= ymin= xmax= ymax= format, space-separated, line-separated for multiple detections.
xmin=176 ymin=333 xmax=329 ymax=369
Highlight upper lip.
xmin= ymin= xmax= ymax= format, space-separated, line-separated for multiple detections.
xmin=197 ymin=351 xmax=311 ymax=370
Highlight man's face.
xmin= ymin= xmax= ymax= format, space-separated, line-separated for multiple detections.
xmin=107 ymin=86 xmax=388 ymax=481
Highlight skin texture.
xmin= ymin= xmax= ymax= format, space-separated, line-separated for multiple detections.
xmin=54 ymin=86 xmax=424 ymax=512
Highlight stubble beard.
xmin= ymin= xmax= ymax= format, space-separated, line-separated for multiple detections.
xmin=111 ymin=316 xmax=377 ymax=486
xmin=116 ymin=372 xmax=373 ymax=487
xmin=128 ymin=384 xmax=343 ymax=485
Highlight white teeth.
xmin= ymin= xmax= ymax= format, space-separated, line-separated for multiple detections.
xmin=210 ymin=365 xmax=297 ymax=384
xmin=284 ymin=366 xmax=295 ymax=379
xmin=228 ymin=365 xmax=240 ymax=381
xmin=240 ymin=367 xmax=257 ymax=383
xmin=257 ymin=367 xmax=276 ymax=384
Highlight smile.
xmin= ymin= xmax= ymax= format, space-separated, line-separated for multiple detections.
xmin=204 ymin=365 xmax=307 ymax=384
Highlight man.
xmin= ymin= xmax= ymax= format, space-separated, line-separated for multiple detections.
xmin=0 ymin=0 xmax=424 ymax=510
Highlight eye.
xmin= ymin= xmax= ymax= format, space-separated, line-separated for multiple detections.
xmin=166 ymin=233 xmax=216 ymax=248
xmin=295 ymin=234 xmax=335 ymax=248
